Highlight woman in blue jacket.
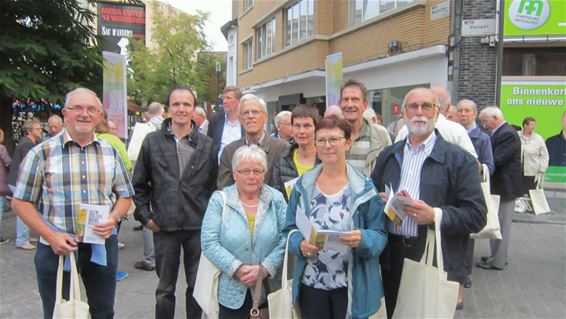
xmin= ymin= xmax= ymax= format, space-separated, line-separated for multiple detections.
xmin=201 ymin=145 xmax=288 ymax=319
xmin=283 ymin=116 xmax=388 ymax=319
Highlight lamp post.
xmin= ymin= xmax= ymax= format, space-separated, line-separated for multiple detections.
xmin=216 ymin=61 xmax=221 ymax=110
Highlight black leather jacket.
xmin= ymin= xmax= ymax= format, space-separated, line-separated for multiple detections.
xmin=133 ymin=118 xmax=217 ymax=231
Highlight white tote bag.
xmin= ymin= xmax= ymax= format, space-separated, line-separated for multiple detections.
xmin=267 ymin=230 xmax=301 ymax=319
xmin=471 ymin=164 xmax=502 ymax=240
xmin=194 ymin=191 xmax=226 ymax=319
xmin=52 ymin=253 xmax=90 ymax=319
xmin=529 ymin=174 xmax=551 ymax=215
xmin=392 ymin=210 xmax=459 ymax=319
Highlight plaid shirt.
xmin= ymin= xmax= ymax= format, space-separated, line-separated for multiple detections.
xmin=13 ymin=130 xmax=134 ymax=235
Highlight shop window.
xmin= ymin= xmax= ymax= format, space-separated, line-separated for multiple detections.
xmin=503 ymin=48 xmax=566 ymax=76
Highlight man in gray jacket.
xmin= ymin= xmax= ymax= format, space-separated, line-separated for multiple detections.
xmin=133 ymin=86 xmax=217 ymax=319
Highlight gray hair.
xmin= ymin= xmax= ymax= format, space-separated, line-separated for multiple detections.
xmin=324 ymin=105 xmax=344 ymax=119
xmin=240 ymin=94 xmax=267 ymax=113
xmin=430 ymin=87 xmax=451 ymax=110
xmin=23 ymin=118 xmax=41 ymax=134
xmin=402 ymin=88 xmax=441 ymax=108
xmin=65 ymin=88 xmax=102 ymax=110
xmin=479 ymin=106 xmax=504 ymax=120
xmin=147 ymin=102 xmax=164 ymax=118
xmin=274 ymin=110 xmax=291 ymax=126
xmin=362 ymin=108 xmax=376 ymax=121
xmin=194 ymin=106 xmax=207 ymax=118
xmin=48 ymin=114 xmax=63 ymax=125
xmin=232 ymin=144 xmax=268 ymax=173
xmin=456 ymin=99 xmax=478 ymax=113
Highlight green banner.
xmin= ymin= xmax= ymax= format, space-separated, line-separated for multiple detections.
xmin=499 ymin=81 xmax=565 ymax=139
xmin=504 ymin=0 xmax=566 ymax=36
xmin=545 ymin=166 xmax=566 ymax=183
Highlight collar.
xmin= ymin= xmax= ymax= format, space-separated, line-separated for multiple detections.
xmin=224 ymin=112 xmax=240 ymax=125
xmin=404 ymin=130 xmax=437 ymax=152
xmin=357 ymin=119 xmax=370 ymax=140
xmin=492 ymin=121 xmax=506 ymax=135
xmin=466 ymin=121 xmax=477 ymax=133
xmin=163 ymin=118 xmax=199 ymax=147
xmin=245 ymin=132 xmax=266 ymax=146
xmin=62 ymin=129 xmax=99 ymax=147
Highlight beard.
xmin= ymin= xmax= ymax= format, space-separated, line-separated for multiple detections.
xmin=406 ymin=116 xmax=435 ymax=137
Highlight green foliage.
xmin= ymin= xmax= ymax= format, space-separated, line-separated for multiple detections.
xmin=0 ymin=0 xmax=103 ymax=102
xmin=128 ymin=1 xmax=210 ymax=105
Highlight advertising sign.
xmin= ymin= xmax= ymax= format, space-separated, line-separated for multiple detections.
xmin=103 ymin=52 xmax=128 ymax=139
xmin=503 ymin=0 xmax=566 ymax=36
xmin=98 ymin=2 xmax=146 ymax=53
xmin=499 ymin=80 xmax=565 ymax=139
xmin=325 ymin=52 xmax=343 ymax=108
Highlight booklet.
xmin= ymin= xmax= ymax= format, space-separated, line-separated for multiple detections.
xmin=76 ymin=204 xmax=110 ymax=244
xmin=296 ymin=206 xmax=349 ymax=250
xmin=384 ymin=185 xmax=415 ymax=227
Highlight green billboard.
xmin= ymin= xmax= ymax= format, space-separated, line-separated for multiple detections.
xmin=499 ymin=81 xmax=565 ymax=139
xmin=504 ymin=0 xmax=566 ymax=36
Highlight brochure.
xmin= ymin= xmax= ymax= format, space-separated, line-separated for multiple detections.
xmin=296 ymin=206 xmax=349 ymax=250
xmin=384 ymin=184 xmax=414 ymax=227
xmin=77 ymin=204 xmax=110 ymax=244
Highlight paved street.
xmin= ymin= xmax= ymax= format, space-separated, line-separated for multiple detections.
xmin=1 ymin=208 xmax=565 ymax=319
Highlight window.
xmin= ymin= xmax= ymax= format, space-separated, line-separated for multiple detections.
xmin=285 ymin=0 xmax=314 ymax=47
xmin=243 ymin=39 xmax=253 ymax=70
xmin=256 ymin=17 xmax=276 ymax=59
xmin=351 ymin=0 xmax=414 ymax=25
xmin=243 ymin=0 xmax=253 ymax=12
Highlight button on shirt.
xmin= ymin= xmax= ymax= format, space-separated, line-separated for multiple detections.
xmin=388 ymin=132 xmax=437 ymax=237
xmin=12 ymin=131 xmax=134 ymax=235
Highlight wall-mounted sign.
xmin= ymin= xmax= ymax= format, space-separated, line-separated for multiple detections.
xmin=431 ymin=0 xmax=450 ymax=21
xmin=504 ymin=0 xmax=566 ymax=36
xmin=462 ymin=19 xmax=496 ymax=36
xmin=98 ymin=2 xmax=146 ymax=53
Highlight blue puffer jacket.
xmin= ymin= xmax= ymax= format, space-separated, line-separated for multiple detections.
xmin=201 ymin=184 xmax=288 ymax=309
xmin=283 ymin=164 xmax=388 ymax=319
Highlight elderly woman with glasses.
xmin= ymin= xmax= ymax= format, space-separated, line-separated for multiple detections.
xmin=201 ymin=144 xmax=288 ymax=319
xmin=283 ymin=116 xmax=388 ymax=319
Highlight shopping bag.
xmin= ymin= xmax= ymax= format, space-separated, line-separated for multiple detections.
xmin=52 ymin=253 xmax=90 ymax=319
xmin=529 ymin=174 xmax=551 ymax=215
xmin=392 ymin=210 xmax=459 ymax=319
xmin=250 ymin=266 xmax=270 ymax=319
xmin=194 ymin=191 xmax=227 ymax=319
xmin=267 ymin=230 xmax=301 ymax=319
xmin=471 ymin=164 xmax=502 ymax=239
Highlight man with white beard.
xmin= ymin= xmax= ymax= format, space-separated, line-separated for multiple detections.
xmin=371 ymin=88 xmax=486 ymax=317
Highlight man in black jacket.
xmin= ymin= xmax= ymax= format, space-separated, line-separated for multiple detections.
xmin=133 ymin=86 xmax=217 ymax=319
xmin=371 ymin=88 xmax=486 ymax=317
xmin=207 ymin=86 xmax=244 ymax=161
xmin=477 ymin=106 xmax=522 ymax=271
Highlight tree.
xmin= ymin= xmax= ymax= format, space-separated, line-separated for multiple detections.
xmin=128 ymin=1 xmax=209 ymax=105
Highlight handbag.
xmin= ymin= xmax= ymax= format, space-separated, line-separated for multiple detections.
xmin=52 ymin=253 xmax=90 ymax=319
xmin=529 ymin=174 xmax=551 ymax=215
xmin=471 ymin=164 xmax=502 ymax=240
xmin=267 ymin=230 xmax=301 ymax=319
xmin=250 ymin=266 xmax=270 ymax=319
xmin=194 ymin=191 xmax=227 ymax=319
xmin=392 ymin=210 xmax=459 ymax=319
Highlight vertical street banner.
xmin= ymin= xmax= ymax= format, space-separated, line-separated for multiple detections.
xmin=325 ymin=52 xmax=344 ymax=109
xmin=103 ymin=52 xmax=128 ymax=139
xmin=98 ymin=2 xmax=146 ymax=53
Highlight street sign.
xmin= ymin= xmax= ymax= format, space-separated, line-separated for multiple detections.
xmin=462 ymin=19 xmax=496 ymax=37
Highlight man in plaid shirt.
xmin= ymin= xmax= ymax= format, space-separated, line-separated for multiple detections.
xmin=11 ymin=88 xmax=134 ymax=319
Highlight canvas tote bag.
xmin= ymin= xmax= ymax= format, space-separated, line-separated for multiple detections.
xmin=52 ymin=253 xmax=89 ymax=319
xmin=194 ymin=191 xmax=227 ymax=319
xmin=267 ymin=230 xmax=301 ymax=319
xmin=471 ymin=164 xmax=502 ymax=240
xmin=529 ymin=174 xmax=551 ymax=215
xmin=392 ymin=210 xmax=459 ymax=319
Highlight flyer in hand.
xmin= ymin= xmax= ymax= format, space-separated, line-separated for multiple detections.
xmin=75 ymin=204 xmax=110 ymax=244
xmin=384 ymin=185 xmax=415 ymax=227
xmin=296 ymin=207 xmax=348 ymax=250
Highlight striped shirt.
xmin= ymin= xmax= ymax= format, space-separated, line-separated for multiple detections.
xmin=388 ymin=132 xmax=437 ymax=236
xmin=13 ymin=130 xmax=134 ymax=235
xmin=347 ymin=120 xmax=372 ymax=173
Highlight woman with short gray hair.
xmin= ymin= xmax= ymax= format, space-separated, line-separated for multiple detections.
xmin=201 ymin=144 xmax=287 ymax=319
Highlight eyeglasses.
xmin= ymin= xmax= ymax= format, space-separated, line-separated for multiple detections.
xmin=315 ymin=136 xmax=345 ymax=146
xmin=66 ymin=107 xmax=101 ymax=115
xmin=237 ymin=168 xmax=265 ymax=176
xmin=404 ymin=103 xmax=436 ymax=112
xmin=241 ymin=109 xmax=263 ymax=118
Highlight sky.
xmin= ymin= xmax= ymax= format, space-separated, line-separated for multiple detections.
xmin=160 ymin=0 xmax=231 ymax=52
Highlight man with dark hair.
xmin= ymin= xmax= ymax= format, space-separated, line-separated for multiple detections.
xmin=372 ymin=88 xmax=486 ymax=317
xmin=9 ymin=118 xmax=44 ymax=250
xmin=339 ymin=78 xmax=391 ymax=175
xmin=133 ymin=86 xmax=217 ymax=319
xmin=208 ymin=86 xmax=245 ymax=161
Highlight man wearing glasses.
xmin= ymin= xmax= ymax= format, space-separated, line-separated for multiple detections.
xmin=11 ymin=88 xmax=134 ymax=318
xmin=339 ymin=79 xmax=391 ymax=176
xmin=8 ymin=118 xmax=44 ymax=250
xmin=132 ymin=86 xmax=217 ymax=319
xmin=217 ymin=94 xmax=288 ymax=189
xmin=371 ymin=88 xmax=486 ymax=317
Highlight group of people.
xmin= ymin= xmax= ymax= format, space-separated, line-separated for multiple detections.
xmin=4 ymin=79 xmax=564 ymax=319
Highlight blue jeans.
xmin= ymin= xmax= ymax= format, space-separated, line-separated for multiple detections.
xmin=35 ymin=235 xmax=118 ymax=319
xmin=16 ymin=216 xmax=31 ymax=245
